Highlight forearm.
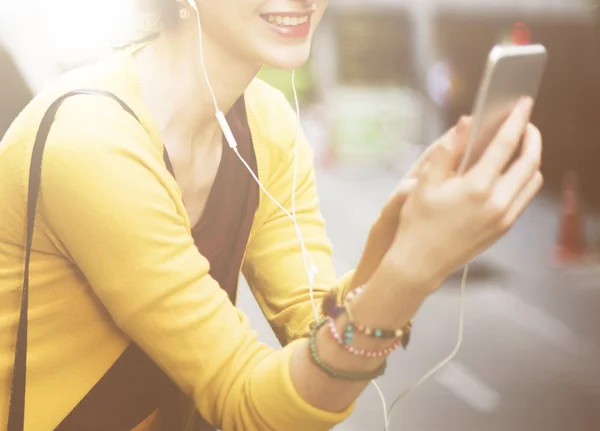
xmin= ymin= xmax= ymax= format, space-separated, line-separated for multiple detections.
xmin=290 ymin=258 xmax=433 ymax=413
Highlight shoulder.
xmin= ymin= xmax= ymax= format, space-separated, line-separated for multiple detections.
xmin=9 ymin=59 xmax=161 ymax=167
xmin=245 ymin=78 xmax=302 ymax=151
xmin=1 ymin=57 xmax=154 ymax=176
xmin=0 ymin=62 xmax=170 ymax=228
xmin=48 ymin=92 xmax=150 ymax=153
xmin=245 ymin=77 xmax=289 ymax=111
xmin=244 ymin=78 xmax=314 ymax=167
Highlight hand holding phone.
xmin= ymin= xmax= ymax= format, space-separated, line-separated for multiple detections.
xmin=387 ymin=97 xmax=543 ymax=285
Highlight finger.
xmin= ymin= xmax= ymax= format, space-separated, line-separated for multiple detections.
xmin=492 ymin=123 xmax=542 ymax=207
xmin=468 ymin=97 xmax=534 ymax=187
xmin=453 ymin=116 xmax=473 ymax=160
xmin=420 ymin=121 xmax=465 ymax=186
xmin=405 ymin=116 xmax=472 ymax=179
xmin=404 ymin=144 xmax=438 ymax=179
xmin=390 ymin=178 xmax=419 ymax=201
xmin=380 ymin=178 xmax=418 ymax=221
xmin=503 ymin=170 xmax=543 ymax=227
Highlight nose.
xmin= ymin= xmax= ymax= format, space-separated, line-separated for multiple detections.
xmin=292 ymin=0 xmax=318 ymax=5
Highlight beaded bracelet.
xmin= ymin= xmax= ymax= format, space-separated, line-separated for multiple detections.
xmin=308 ymin=318 xmax=387 ymax=381
xmin=343 ymin=287 xmax=412 ymax=349
xmin=326 ymin=318 xmax=404 ymax=358
xmin=322 ymin=287 xmax=412 ymax=349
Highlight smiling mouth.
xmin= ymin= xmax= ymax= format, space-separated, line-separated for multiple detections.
xmin=259 ymin=11 xmax=314 ymax=39
xmin=260 ymin=13 xmax=311 ymax=27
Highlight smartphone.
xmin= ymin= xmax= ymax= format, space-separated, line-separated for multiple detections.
xmin=458 ymin=43 xmax=548 ymax=173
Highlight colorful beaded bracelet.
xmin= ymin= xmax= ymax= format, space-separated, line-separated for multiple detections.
xmin=308 ymin=318 xmax=387 ymax=381
xmin=343 ymin=286 xmax=412 ymax=348
xmin=327 ymin=318 xmax=404 ymax=358
xmin=322 ymin=286 xmax=412 ymax=349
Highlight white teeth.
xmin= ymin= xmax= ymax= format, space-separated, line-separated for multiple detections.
xmin=264 ymin=14 xmax=309 ymax=26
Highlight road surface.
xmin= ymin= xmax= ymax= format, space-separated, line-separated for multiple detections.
xmin=237 ymin=162 xmax=600 ymax=431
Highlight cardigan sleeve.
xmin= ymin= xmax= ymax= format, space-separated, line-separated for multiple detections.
xmin=242 ymin=87 xmax=356 ymax=346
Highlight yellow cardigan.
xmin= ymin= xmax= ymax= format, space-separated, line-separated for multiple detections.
xmin=0 ymin=49 xmax=355 ymax=430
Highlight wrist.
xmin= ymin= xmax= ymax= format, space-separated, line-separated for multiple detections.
xmin=383 ymin=236 xmax=446 ymax=293
xmin=345 ymin=263 xmax=427 ymax=335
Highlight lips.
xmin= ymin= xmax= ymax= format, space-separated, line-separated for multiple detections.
xmin=260 ymin=11 xmax=314 ymax=39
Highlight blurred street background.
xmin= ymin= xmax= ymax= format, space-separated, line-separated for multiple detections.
xmin=1 ymin=0 xmax=600 ymax=430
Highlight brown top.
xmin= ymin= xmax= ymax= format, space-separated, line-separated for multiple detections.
xmin=192 ymin=94 xmax=259 ymax=304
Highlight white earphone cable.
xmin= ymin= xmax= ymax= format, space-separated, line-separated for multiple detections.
xmin=385 ymin=264 xmax=468 ymax=429
xmin=188 ymin=0 xmax=318 ymax=323
xmin=187 ymin=3 xmax=469 ymax=430
xmin=188 ymin=0 xmax=219 ymax=113
xmin=232 ymin=144 xmax=319 ymax=323
xmin=290 ymin=69 xmax=319 ymax=322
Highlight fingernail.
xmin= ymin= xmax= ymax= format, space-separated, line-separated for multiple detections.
xmin=404 ymin=178 xmax=418 ymax=189
xmin=520 ymin=97 xmax=534 ymax=112
xmin=443 ymin=130 xmax=457 ymax=150
xmin=456 ymin=116 xmax=468 ymax=133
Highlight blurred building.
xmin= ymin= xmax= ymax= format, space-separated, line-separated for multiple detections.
xmin=312 ymin=0 xmax=599 ymax=207
xmin=1 ymin=0 xmax=598 ymax=206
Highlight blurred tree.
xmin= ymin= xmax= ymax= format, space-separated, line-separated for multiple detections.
xmin=256 ymin=61 xmax=315 ymax=105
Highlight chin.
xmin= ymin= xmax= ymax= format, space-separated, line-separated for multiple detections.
xmin=260 ymin=44 xmax=312 ymax=70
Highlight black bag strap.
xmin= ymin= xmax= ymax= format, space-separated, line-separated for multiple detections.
xmin=7 ymin=89 xmax=173 ymax=431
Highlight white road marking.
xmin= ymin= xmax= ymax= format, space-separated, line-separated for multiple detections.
xmin=478 ymin=289 xmax=600 ymax=393
xmin=484 ymin=291 xmax=600 ymax=359
xmin=435 ymin=361 xmax=501 ymax=413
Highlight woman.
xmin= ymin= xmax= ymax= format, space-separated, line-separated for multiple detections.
xmin=0 ymin=0 xmax=543 ymax=430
